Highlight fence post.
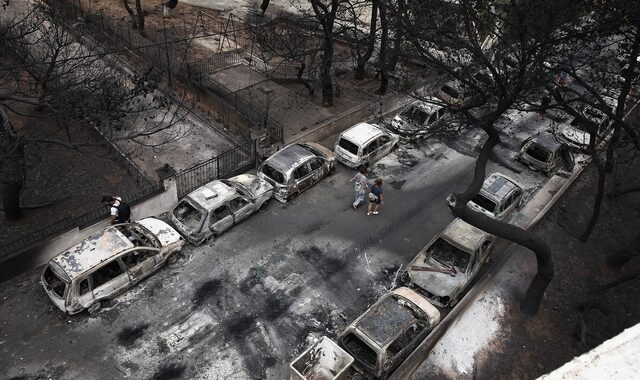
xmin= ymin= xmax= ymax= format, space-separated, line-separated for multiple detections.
xmin=216 ymin=155 xmax=221 ymax=179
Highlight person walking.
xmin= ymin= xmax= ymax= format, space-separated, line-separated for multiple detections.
xmin=349 ymin=166 xmax=368 ymax=210
xmin=367 ymin=178 xmax=384 ymax=216
xmin=102 ymin=195 xmax=131 ymax=225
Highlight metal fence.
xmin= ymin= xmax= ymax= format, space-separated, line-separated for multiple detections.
xmin=185 ymin=60 xmax=285 ymax=144
xmin=175 ymin=140 xmax=256 ymax=198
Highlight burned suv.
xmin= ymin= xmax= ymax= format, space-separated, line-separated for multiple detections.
xmin=41 ymin=218 xmax=184 ymax=314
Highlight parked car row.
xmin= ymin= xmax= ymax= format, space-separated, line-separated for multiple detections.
xmin=41 ymin=127 xmax=405 ymax=315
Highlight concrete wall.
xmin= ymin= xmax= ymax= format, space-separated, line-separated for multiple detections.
xmin=0 ymin=178 xmax=179 ymax=282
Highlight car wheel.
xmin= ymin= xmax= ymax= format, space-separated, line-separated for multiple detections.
xmin=87 ymin=302 xmax=101 ymax=315
xmin=287 ymin=191 xmax=299 ymax=202
xmin=328 ymin=165 xmax=336 ymax=175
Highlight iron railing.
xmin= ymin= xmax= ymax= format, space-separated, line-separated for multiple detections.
xmin=175 ymin=140 xmax=256 ymax=198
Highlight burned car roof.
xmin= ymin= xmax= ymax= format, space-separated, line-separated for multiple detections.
xmin=263 ymin=143 xmax=317 ymax=173
xmin=357 ymin=294 xmax=419 ymax=347
xmin=186 ymin=180 xmax=237 ymax=211
xmin=52 ymin=227 xmax=134 ymax=280
xmin=480 ymin=173 xmax=520 ymax=203
xmin=341 ymin=123 xmax=385 ymax=146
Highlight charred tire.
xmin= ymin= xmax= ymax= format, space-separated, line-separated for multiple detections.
xmin=87 ymin=301 xmax=101 ymax=315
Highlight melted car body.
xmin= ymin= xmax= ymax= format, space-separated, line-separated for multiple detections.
xmin=257 ymin=142 xmax=335 ymax=203
xmin=390 ymin=99 xmax=449 ymax=141
xmin=338 ymin=287 xmax=441 ymax=379
xmin=403 ymin=219 xmax=493 ymax=308
xmin=334 ymin=122 xmax=399 ymax=168
xmin=170 ymin=174 xmax=273 ymax=245
xmin=41 ymin=218 xmax=184 ymax=314
xmin=467 ymin=172 xmax=524 ymax=221
xmin=517 ymin=132 xmax=574 ymax=174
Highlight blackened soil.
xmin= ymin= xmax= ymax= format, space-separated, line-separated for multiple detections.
xmin=117 ymin=323 xmax=149 ymax=348
xmin=149 ymin=363 xmax=186 ymax=380
xmin=191 ymin=279 xmax=222 ymax=307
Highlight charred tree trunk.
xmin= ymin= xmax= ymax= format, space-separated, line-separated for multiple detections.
xmin=134 ymin=0 xmax=145 ymax=33
xmin=354 ymin=0 xmax=378 ymax=80
xmin=580 ymin=163 xmax=606 ymax=242
xmin=296 ymin=62 xmax=314 ymax=95
xmin=447 ymin=121 xmax=554 ymax=315
xmin=387 ymin=0 xmax=404 ymax=73
xmin=122 ymin=0 xmax=137 ymax=28
xmin=2 ymin=180 xmax=22 ymax=221
xmin=311 ymin=0 xmax=339 ymax=107
xmin=376 ymin=0 xmax=389 ymax=95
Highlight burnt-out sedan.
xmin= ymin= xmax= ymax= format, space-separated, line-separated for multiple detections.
xmin=338 ymin=287 xmax=441 ymax=379
xmin=170 ymin=174 xmax=273 ymax=245
xmin=517 ymin=132 xmax=574 ymax=174
xmin=402 ymin=218 xmax=494 ymax=308
xmin=257 ymin=142 xmax=335 ymax=203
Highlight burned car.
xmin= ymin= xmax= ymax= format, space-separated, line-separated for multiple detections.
xmin=170 ymin=174 xmax=273 ymax=245
xmin=257 ymin=142 xmax=335 ymax=203
xmin=390 ymin=98 xmax=449 ymax=140
xmin=402 ymin=218 xmax=494 ymax=308
xmin=41 ymin=218 xmax=184 ymax=314
xmin=333 ymin=122 xmax=399 ymax=168
xmin=467 ymin=172 xmax=524 ymax=221
xmin=338 ymin=287 xmax=441 ymax=379
xmin=554 ymin=106 xmax=611 ymax=152
xmin=517 ymin=132 xmax=574 ymax=174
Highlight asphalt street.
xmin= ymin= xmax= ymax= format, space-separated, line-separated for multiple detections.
xmin=0 ymin=139 xmax=480 ymax=379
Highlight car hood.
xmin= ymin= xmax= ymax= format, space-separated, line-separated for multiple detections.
xmin=136 ymin=218 xmax=183 ymax=247
xmin=408 ymin=256 xmax=468 ymax=298
xmin=558 ymin=124 xmax=590 ymax=147
xmin=228 ymin=174 xmax=273 ymax=198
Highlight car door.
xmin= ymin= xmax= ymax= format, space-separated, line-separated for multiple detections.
xmin=209 ymin=204 xmax=234 ymax=235
xmin=293 ymin=161 xmax=314 ymax=192
xmin=91 ymin=259 xmax=131 ymax=301
xmin=362 ymin=138 xmax=381 ymax=164
xmin=228 ymin=196 xmax=253 ymax=224
xmin=75 ymin=277 xmax=95 ymax=310
xmin=121 ymin=248 xmax=161 ymax=284
xmin=500 ymin=190 xmax=522 ymax=220
xmin=377 ymin=134 xmax=393 ymax=159
xmin=308 ymin=157 xmax=325 ymax=184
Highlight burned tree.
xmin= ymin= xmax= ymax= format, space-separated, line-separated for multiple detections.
xmin=310 ymin=0 xmax=340 ymax=107
xmin=401 ymin=0 xmax=586 ymax=314
xmin=0 ymin=4 xmax=191 ymax=220
xmin=338 ymin=0 xmax=379 ymax=80
xmin=540 ymin=0 xmax=640 ymax=241
xmin=245 ymin=12 xmax=321 ymax=95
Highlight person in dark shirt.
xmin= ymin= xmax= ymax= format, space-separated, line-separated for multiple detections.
xmin=367 ymin=178 xmax=384 ymax=216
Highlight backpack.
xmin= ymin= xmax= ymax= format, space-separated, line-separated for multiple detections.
xmin=116 ymin=201 xmax=131 ymax=222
